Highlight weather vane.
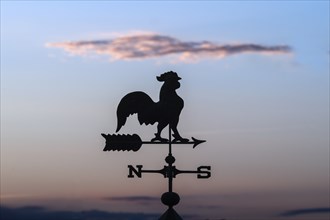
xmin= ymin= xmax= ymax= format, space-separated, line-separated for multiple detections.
xmin=101 ymin=71 xmax=211 ymax=219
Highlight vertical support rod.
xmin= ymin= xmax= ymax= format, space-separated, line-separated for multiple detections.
xmin=168 ymin=125 xmax=173 ymax=193
xmin=169 ymin=125 xmax=172 ymax=155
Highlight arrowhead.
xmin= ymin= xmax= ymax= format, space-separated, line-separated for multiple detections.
xmin=191 ymin=137 xmax=206 ymax=148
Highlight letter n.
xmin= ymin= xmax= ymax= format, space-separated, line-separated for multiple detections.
xmin=128 ymin=165 xmax=143 ymax=178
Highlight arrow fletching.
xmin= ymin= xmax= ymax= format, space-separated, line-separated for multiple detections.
xmin=102 ymin=133 xmax=142 ymax=151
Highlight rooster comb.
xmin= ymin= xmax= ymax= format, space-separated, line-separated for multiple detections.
xmin=157 ymin=71 xmax=182 ymax=82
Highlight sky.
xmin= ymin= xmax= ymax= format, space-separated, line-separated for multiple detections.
xmin=1 ymin=1 xmax=329 ymax=220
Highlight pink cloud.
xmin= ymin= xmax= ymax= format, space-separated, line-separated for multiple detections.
xmin=46 ymin=33 xmax=291 ymax=62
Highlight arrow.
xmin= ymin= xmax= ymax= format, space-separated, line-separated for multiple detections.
xmin=101 ymin=133 xmax=206 ymax=151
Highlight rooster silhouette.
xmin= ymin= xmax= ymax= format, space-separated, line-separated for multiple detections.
xmin=116 ymin=71 xmax=189 ymax=143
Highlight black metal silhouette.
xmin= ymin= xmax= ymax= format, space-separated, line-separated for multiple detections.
xmin=116 ymin=71 xmax=189 ymax=143
xmin=101 ymin=133 xmax=205 ymax=151
xmin=101 ymin=71 xmax=211 ymax=220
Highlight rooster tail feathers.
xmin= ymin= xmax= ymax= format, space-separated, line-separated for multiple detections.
xmin=115 ymin=91 xmax=155 ymax=132
xmin=116 ymin=112 xmax=127 ymax=132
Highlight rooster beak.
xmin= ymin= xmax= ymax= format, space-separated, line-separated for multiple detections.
xmin=157 ymin=76 xmax=164 ymax=82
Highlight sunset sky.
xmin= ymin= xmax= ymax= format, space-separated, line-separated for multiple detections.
xmin=1 ymin=1 xmax=329 ymax=220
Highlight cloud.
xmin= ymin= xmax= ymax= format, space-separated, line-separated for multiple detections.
xmin=190 ymin=205 xmax=222 ymax=210
xmin=1 ymin=205 xmax=197 ymax=220
xmin=104 ymin=196 xmax=159 ymax=202
xmin=0 ymin=194 xmax=36 ymax=199
xmin=45 ymin=33 xmax=291 ymax=62
xmin=278 ymin=207 xmax=330 ymax=217
xmin=0 ymin=205 xmax=159 ymax=220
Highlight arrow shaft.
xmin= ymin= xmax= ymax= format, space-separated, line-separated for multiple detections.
xmin=142 ymin=141 xmax=195 ymax=144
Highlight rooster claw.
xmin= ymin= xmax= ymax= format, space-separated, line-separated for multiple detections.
xmin=151 ymin=135 xmax=169 ymax=143
xmin=172 ymin=137 xmax=189 ymax=143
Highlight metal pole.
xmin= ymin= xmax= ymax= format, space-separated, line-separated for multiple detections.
xmin=169 ymin=125 xmax=172 ymax=155
xmin=168 ymin=125 xmax=173 ymax=193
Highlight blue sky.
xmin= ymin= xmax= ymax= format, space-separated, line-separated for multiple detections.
xmin=1 ymin=1 xmax=329 ymax=220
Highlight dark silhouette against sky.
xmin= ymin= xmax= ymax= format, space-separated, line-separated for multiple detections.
xmin=116 ymin=71 xmax=188 ymax=143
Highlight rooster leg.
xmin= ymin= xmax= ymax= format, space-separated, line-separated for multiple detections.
xmin=171 ymin=122 xmax=189 ymax=143
xmin=151 ymin=122 xmax=169 ymax=142
xmin=172 ymin=129 xmax=189 ymax=143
